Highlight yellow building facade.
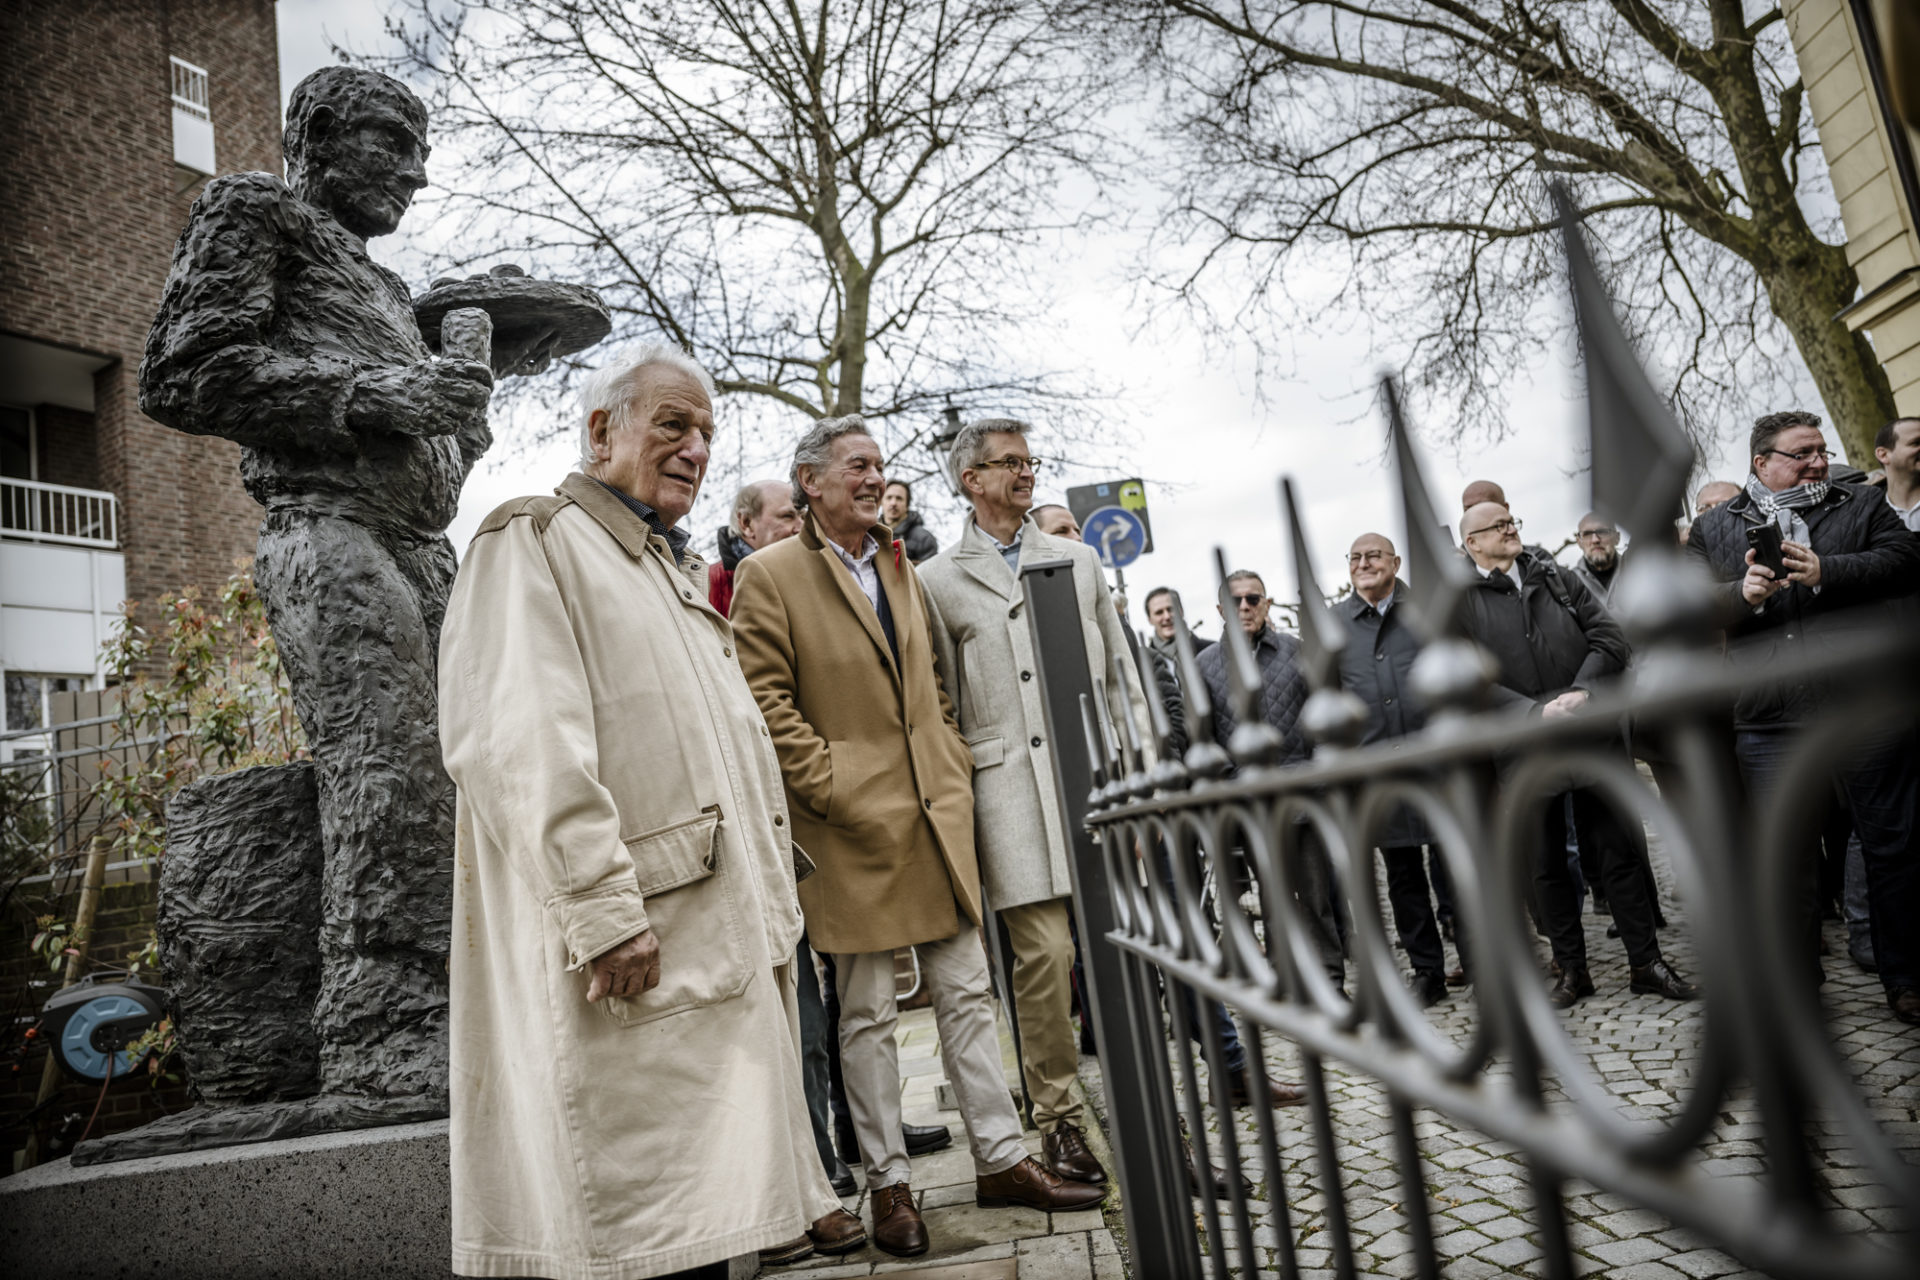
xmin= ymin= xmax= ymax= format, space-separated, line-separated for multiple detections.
xmin=1786 ymin=0 xmax=1920 ymax=421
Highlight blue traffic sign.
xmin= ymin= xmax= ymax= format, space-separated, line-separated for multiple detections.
xmin=1082 ymin=505 xmax=1149 ymax=569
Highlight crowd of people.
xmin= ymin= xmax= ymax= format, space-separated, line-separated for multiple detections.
xmin=434 ymin=342 xmax=1920 ymax=1279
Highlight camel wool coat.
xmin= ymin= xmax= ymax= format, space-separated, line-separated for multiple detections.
xmin=730 ymin=512 xmax=982 ymax=955
xmin=438 ymin=473 xmax=836 ymax=1280
xmin=920 ymin=517 xmax=1151 ymax=909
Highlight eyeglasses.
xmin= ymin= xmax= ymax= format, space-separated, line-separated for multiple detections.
xmin=974 ymin=455 xmax=1049 ymax=475
xmin=1347 ymin=550 xmax=1390 ymax=564
xmin=1466 ymin=517 xmax=1522 ymax=538
xmin=1230 ymin=592 xmax=1265 ymax=607
xmin=1761 ymin=447 xmax=1835 ymax=463
xmin=1576 ymin=528 xmax=1617 ymax=541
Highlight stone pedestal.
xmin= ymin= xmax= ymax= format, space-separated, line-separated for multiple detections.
xmin=1 ymin=1120 xmax=451 ymax=1279
xmin=1 ymin=1119 xmax=758 ymax=1278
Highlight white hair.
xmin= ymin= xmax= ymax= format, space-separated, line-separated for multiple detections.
xmin=947 ymin=416 xmax=1029 ymax=491
xmin=576 ymin=343 xmax=717 ymax=468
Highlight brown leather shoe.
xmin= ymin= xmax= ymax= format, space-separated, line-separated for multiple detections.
xmin=806 ymin=1206 xmax=868 ymax=1255
xmin=1223 ymin=1069 xmax=1309 ymax=1109
xmin=1043 ymin=1121 xmax=1107 ymax=1184
xmin=976 ymin=1155 xmax=1106 ymax=1211
xmin=1889 ymin=987 xmax=1920 ymax=1025
xmin=757 ymin=1235 xmax=813 ymax=1266
xmin=869 ymin=1182 xmax=928 ymax=1258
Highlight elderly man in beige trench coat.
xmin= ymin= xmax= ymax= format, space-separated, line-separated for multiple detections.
xmin=731 ymin=414 xmax=1106 ymax=1259
xmin=919 ymin=417 xmax=1149 ymax=1187
xmin=438 ymin=346 xmax=862 ymax=1280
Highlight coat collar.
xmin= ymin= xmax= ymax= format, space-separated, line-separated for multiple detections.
xmin=559 ymin=472 xmax=707 ymax=585
xmin=1343 ymin=578 xmax=1409 ymax=619
xmin=799 ymin=509 xmax=908 ymax=683
xmin=797 ymin=508 xmax=895 ymax=555
xmin=953 ymin=513 xmax=1048 ymax=600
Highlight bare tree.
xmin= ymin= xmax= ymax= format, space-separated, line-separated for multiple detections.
xmin=372 ymin=0 xmax=1126 ymax=503
xmin=1112 ymin=0 xmax=1897 ymax=465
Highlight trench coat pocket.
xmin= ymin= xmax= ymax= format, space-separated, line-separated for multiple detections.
xmin=601 ymin=809 xmax=750 ymax=1027
xmin=826 ymin=740 xmax=886 ymax=829
xmin=966 ymin=733 xmax=1005 ymax=769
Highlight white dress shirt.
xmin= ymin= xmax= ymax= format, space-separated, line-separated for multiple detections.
xmin=827 ymin=532 xmax=883 ymax=613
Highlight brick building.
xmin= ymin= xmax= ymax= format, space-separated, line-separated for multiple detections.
xmin=1 ymin=0 xmax=279 ymax=741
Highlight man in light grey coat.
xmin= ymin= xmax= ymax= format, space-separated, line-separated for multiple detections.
xmin=920 ymin=417 xmax=1148 ymax=1186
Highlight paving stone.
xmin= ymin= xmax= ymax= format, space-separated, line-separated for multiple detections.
xmin=1476 ymin=1236 xmax=1545 ymax=1267
xmin=1432 ymin=1229 xmax=1494 ymax=1257
xmin=872 ymin=1255 xmax=1017 ymax=1278
xmin=1593 ymin=1207 xmax=1670 ymax=1237
xmin=1605 ymin=1264 xmax=1687 ymax=1280
xmin=1013 ymin=1232 xmax=1089 ymax=1279
xmin=1450 ymin=1200 xmax=1510 ymax=1225
xmin=1049 ymin=1209 xmax=1104 ymax=1235
xmin=1587 ymin=1235 xmax=1673 ymax=1267
xmin=779 ymin=1261 xmax=872 ymax=1280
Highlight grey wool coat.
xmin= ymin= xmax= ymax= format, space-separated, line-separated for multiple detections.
xmin=920 ymin=516 xmax=1150 ymax=910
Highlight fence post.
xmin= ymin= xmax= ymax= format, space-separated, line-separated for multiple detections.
xmin=1020 ymin=558 xmax=1199 ymax=1279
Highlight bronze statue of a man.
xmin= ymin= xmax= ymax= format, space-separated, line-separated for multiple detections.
xmin=138 ymin=66 xmax=488 ymax=1124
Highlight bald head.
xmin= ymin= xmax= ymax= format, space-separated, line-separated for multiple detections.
xmin=1461 ymin=500 xmax=1522 ymax=570
xmin=1347 ymin=532 xmax=1399 ymax=603
xmin=1694 ymin=481 xmax=1740 ymax=515
xmin=1461 ymin=479 xmax=1507 ymax=511
xmin=735 ymin=478 xmax=801 ymax=549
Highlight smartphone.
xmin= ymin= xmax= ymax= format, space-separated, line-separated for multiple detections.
xmin=1746 ymin=523 xmax=1787 ymax=577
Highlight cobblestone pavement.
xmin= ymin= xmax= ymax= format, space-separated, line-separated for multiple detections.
xmin=1081 ymin=837 xmax=1920 ymax=1279
xmin=773 ymin=1004 xmax=1125 ymax=1279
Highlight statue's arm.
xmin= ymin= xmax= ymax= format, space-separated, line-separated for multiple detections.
xmin=138 ymin=175 xmax=359 ymax=454
xmin=138 ymin=175 xmax=492 ymax=454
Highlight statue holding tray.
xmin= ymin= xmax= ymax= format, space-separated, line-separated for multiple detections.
xmin=73 ymin=65 xmax=609 ymax=1162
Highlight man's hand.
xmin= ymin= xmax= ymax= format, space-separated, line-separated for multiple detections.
xmin=1782 ymin=540 xmax=1821 ymax=588
xmin=585 ymin=929 xmax=661 ymax=1003
xmin=1741 ymin=548 xmax=1788 ymax=606
xmin=346 ymin=359 xmax=493 ymax=439
xmin=1541 ymin=689 xmax=1590 ymax=720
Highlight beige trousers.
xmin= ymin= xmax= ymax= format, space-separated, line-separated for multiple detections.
xmin=996 ymin=897 xmax=1084 ymax=1133
xmin=833 ymin=927 xmax=1028 ymax=1189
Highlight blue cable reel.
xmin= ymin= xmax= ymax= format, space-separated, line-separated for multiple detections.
xmin=41 ymin=974 xmax=167 ymax=1083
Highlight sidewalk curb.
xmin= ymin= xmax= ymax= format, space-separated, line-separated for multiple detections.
xmin=1074 ymin=1054 xmax=1132 ymax=1278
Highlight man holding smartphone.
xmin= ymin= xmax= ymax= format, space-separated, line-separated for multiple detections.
xmin=1684 ymin=410 xmax=1920 ymax=1022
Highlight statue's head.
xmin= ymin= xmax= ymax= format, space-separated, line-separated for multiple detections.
xmin=284 ymin=67 xmax=430 ymax=240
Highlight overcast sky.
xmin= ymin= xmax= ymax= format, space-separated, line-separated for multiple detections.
xmin=276 ymin=1 xmax=1764 ymax=639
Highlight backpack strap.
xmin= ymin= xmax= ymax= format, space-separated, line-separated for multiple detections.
xmin=1537 ymin=560 xmax=1576 ymax=615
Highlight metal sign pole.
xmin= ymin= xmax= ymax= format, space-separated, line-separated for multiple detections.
xmin=1019 ymin=556 xmax=1199 ymax=1280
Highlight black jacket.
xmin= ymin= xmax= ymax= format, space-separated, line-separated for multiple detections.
xmin=1336 ymin=581 xmax=1427 ymax=744
xmin=893 ymin=510 xmax=939 ymax=564
xmin=1681 ymin=481 xmax=1920 ymax=729
xmin=1459 ymin=548 xmax=1629 ymax=711
xmin=715 ymin=525 xmax=753 ymax=572
xmin=1336 ymin=581 xmax=1429 ymax=846
xmin=1195 ymin=626 xmax=1310 ymax=766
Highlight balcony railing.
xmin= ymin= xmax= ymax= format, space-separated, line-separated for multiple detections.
xmin=1 ymin=476 xmax=119 ymax=549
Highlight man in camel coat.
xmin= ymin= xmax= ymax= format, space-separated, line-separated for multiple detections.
xmin=731 ymin=414 xmax=1105 ymax=1259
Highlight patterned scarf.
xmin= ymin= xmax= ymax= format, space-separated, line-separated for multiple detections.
xmin=1745 ymin=475 xmax=1827 ymax=544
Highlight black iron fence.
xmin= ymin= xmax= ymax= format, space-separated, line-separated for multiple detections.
xmin=1023 ymin=203 xmax=1919 ymax=1280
